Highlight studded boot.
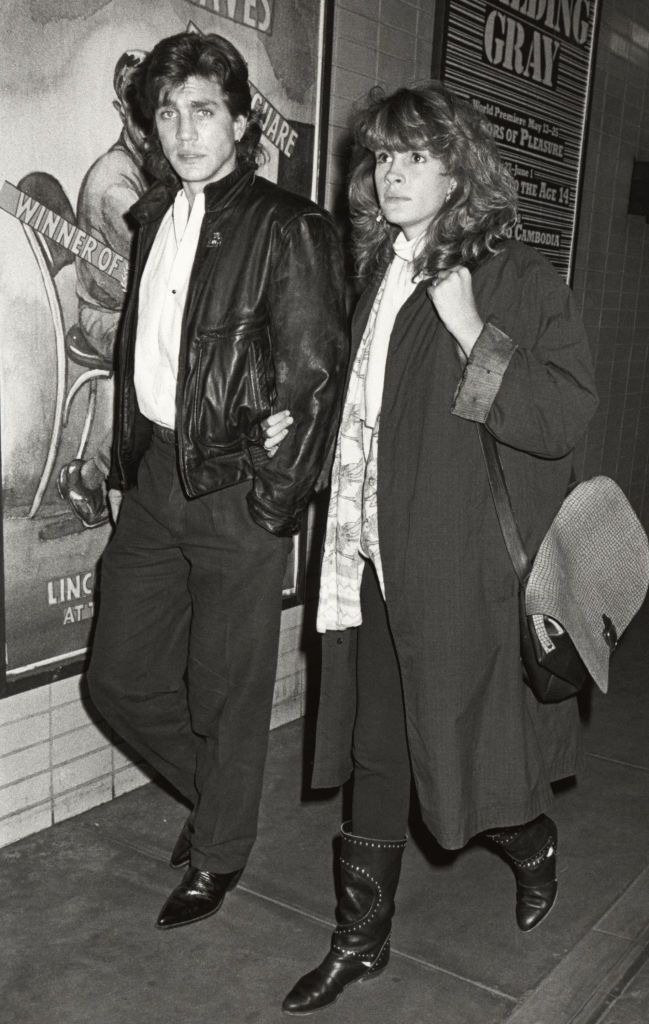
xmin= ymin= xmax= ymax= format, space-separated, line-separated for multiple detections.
xmin=282 ymin=823 xmax=407 ymax=1015
xmin=485 ymin=814 xmax=558 ymax=931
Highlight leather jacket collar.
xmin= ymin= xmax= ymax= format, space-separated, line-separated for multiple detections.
xmin=130 ymin=162 xmax=254 ymax=225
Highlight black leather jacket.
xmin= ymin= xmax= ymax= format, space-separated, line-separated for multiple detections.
xmin=111 ymin=165 xmax=348 ymax=536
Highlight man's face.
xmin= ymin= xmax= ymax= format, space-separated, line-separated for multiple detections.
xmin=155 ymin=75 xmax=246 ymax=199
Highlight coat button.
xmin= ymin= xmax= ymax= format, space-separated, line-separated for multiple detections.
xmin=336 ymin=637 xmax=344 ymax=645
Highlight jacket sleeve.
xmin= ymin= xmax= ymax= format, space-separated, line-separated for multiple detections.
xmin=451 ymin=250 xmax=598 ymax=458
xmin=246 ymin=211 xmax=348 ymax=536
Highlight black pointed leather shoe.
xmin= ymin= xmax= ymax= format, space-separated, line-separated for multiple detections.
xmin=169 ymin=822 xmax=192 ymax=869
xmin=155 ymin=867 xmax=243 ymax=929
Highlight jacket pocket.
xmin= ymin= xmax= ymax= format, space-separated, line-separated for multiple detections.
xmin=190 ymin=320 xmax=276 ymax=449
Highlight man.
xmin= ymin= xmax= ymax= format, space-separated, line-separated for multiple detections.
xmin=57 ymin=50 xmax=150 ymax=528
xmin=86 ymin=32 xmax=347 ymax=930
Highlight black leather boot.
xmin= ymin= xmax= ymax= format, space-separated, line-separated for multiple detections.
xmin=282 ymin=824 xmax=407 ymax=1015
xmin=485 ymin=815 xmax=558 ymax=931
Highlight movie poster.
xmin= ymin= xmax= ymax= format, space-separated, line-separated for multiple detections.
xmin=0 ymin=0 xmax=330 ymax=695
xmin=437 ymin=0 xmax=600 ymax=281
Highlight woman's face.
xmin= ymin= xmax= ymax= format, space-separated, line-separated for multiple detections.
xmin=373 ymin=148 xmax=454 ymax=240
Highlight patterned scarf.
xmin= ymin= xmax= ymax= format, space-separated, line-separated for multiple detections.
xmin=317 ymin=232 xmax=424 ymax=633
xmin=316 ymin=277 xmax=388 ymax=633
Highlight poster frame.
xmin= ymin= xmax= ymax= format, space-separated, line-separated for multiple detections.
xmin=431 ymin=0 xmax=601 ymax=286
xmin=0 ymin=0 xmax=335 ymax=698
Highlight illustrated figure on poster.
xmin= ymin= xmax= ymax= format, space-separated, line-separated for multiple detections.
xmin=87 ymin=32 xmax=347 ymax=932
xmin=57 ymin=49 xmax=150 ymax=528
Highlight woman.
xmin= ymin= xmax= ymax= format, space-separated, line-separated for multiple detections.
xmin=265 ymin=82 xmax=598 ymax=1015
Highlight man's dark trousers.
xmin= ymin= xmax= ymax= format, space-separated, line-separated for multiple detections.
xmin=88 ymin=428 xmax=291 ymax=873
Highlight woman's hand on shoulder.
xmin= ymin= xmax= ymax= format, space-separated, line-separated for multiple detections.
xmin=427 ymin=266 xmax=484 ymax=360
xmin=262 ymin=410 xmax=293 ymax=457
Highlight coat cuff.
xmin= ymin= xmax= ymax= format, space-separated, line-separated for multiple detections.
xmin=451 ymin=322 xmax=516 ymax=423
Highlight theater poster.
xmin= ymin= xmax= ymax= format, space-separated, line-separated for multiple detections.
xmin=434 ymin=0 xmax=600 ymax=282
xmin=0 ymin=0 xmax=333 ymax=696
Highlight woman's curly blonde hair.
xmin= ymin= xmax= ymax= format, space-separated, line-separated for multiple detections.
xmin=349 ymin=82 xmax=518 ymax=282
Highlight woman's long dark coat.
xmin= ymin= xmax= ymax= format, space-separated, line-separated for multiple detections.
xmin=311 ymin=241 xmax=599 ymax=849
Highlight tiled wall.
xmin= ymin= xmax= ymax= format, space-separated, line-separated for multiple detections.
xmin=572 ymin=0 xmax=649 ymax=528
xmin=0 ymin=605 xmax=307 ymax=847
xmin=324 ymin=0 xmax=435 ymax=214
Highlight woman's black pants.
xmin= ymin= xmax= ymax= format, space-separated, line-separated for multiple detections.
xmin=351 ymin=562 xmax=412 ymax=841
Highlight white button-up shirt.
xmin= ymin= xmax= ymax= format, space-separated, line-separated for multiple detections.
xmin=134 ymin=189 xmax=206 ymax=428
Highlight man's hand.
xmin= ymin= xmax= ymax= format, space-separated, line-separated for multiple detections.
xmin=108 ymin=488 xmax=123 ymax=525
xmin=427 ymin=266 xmax=484 ymax=360
xmin=262 ymin=410 xmax=293 ymax=457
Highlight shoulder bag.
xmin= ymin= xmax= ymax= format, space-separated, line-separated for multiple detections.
xmin=478 ymin=425 xmax=649 ymax=702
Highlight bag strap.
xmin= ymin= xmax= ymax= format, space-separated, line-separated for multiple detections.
xmin=476 ymin=424 xmax=531 ymax=585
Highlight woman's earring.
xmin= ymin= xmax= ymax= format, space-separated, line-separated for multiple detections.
xmin=375 ymin=209 xmax=384 ymax=224
xmin=445 ymin=182 xmax=455 ymax=202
